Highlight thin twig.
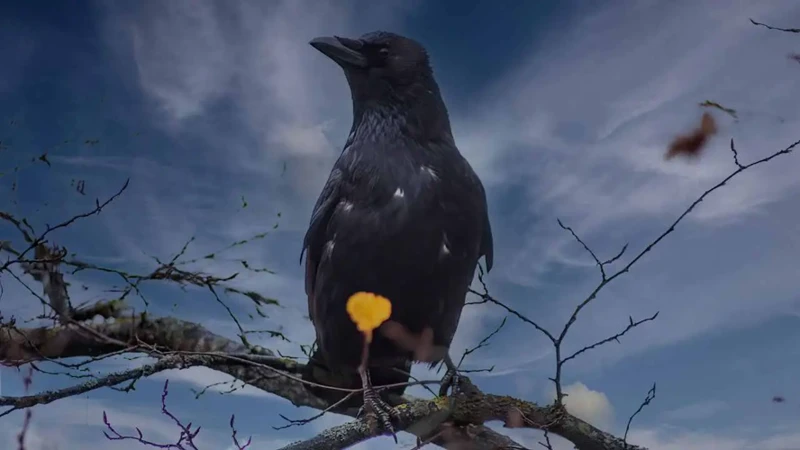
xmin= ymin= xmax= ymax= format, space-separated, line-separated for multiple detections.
xmin=623 ymin=383 xmax=657 ymax=449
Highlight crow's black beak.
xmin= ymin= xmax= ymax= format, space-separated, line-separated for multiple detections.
xmin=309 ymin=36 xmax=368 ymax=68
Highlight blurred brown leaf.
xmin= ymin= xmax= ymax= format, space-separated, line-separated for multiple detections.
xmin=664 ymin=112 xmax=718 ymax=161
xmin=503 ymin=408 xmax=525 ymax=429
xmin=380 ymin=321 xmax=444 ymax=362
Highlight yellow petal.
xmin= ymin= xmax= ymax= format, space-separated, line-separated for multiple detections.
xmin=346 ymin=292 xmax=392 ymax=341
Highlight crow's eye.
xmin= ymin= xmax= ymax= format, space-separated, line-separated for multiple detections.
xmin=378 ymin=47 xmax=390 ymax=58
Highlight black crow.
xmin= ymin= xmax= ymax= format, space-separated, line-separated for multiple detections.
xmin=301 ymin=31 xmax=494 ymax=435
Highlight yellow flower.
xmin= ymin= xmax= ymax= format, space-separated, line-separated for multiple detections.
xmin=346 ymin=292 xmax=392 ymax=343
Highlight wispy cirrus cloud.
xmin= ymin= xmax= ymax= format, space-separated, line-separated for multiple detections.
xmin=450 ymin=0 xmax=800 ymax=368
xmin=4 ymin=1 xmax=800 ymax=449
xmin=89 ymin=0 xmax=800 ymax=410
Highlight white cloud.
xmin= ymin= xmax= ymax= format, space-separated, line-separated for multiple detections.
xmin=272 ymin=121 xmax=336 ymax=156
xmin=103 ymin=0 xmax=411 ymax=155
xmin=545 ymin=382 xmax=614 ymax=431
xmin=128 ymin=1 xmax=233 ymax=122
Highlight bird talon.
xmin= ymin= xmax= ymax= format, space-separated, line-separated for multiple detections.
xmin=439 ymin=367 xmax=460 ymax=397
xmin=360 ymin=390 xmax=399 ymax=442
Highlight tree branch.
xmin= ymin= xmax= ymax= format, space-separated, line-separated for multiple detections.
xmin=0 ymin=305 xmax=643 ymax=449
xmin=279 ymin=380 xmax=642 ymax=450
xmin=0 ymin=308 xmax=541 ymax=449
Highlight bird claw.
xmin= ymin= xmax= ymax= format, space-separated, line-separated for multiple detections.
xmin=357 ymin=389 xmax=399 ymax=442
xmin=438 ymin=366 xmax=460 ymax=397
xmin=440 ymin=367 xmax=477 ymax=397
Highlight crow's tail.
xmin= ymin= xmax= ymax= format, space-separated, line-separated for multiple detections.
xmin=301 ymin=349 xmax=412 ymax=409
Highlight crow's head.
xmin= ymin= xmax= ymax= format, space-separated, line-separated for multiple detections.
xmin=310 ymin=31 xmax=440 ymax=108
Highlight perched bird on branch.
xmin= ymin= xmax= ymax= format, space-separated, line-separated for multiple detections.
xmin=300 ymin=31 xmax=494 ymax=435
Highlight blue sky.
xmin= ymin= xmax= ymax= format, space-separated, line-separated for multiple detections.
xmin=1 ymin=1 xmax=800 ymax=449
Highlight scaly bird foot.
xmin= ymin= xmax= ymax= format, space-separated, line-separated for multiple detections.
xmin=439 ymin=354 xmax=478 ymax=397
xmin=439 ymin=369 xmax=458 ymax=397
xmin=438 ymin=366 xmax=461 ymax=397
xmin=357 ymin=387 xmax=400 ymax=442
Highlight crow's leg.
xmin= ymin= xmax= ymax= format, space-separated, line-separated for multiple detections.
xmin=438 ymin=353 xmax=462 ymax=397
xmin=356 ymin=366 xmax=399 ymax=442
xmin=438 ymin=353 xmax=479 ymax=397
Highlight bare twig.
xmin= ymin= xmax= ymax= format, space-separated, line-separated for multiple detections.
xmin=273 ymin=392 xmax=357 ymax=430
xmin=15 ymin=367 xmax=34 ymax=450
xmin=457 ymin=317 xmax=507 ymax=371
xmin=468 ymin=267 xmax=556 ymax=344
xmin=750 ymin=18 xmax=800 ymax=33
xmin=103 ymin=379 xmax=253 ymax=449
xmin=623 ymin=383 xmax=657 ymax=449
xmin=559 ymin=312 xmax=659 ymax=366
xmin=2 ymin=179 xmax=130 ymax=273
xmin=729 ymin=138 xmax=744 ymax=169
xmin=538 ymin=429 xmax=554 ymax=450
xmin=547 ymin=137 xmax=799 ymax=403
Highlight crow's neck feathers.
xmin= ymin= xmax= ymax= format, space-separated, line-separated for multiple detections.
xmin=350 ymin=75 xmax=454 ymax=148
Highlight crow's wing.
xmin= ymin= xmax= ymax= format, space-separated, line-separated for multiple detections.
xmin=301 ymin=167 xmax=343 ymax=325
xmin=476 ymin=176 xmax=494 ymax=273
xmin=302 ymin=143 xmax=493 ymax=359
xmin=434 ymin=159 xmax=493 ymax=349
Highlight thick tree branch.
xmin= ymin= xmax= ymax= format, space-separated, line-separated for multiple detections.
xmin=0 ymin=307 xmax=639 ymax=449
xmin=279 ymin=379 xmax=641 ymax=450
